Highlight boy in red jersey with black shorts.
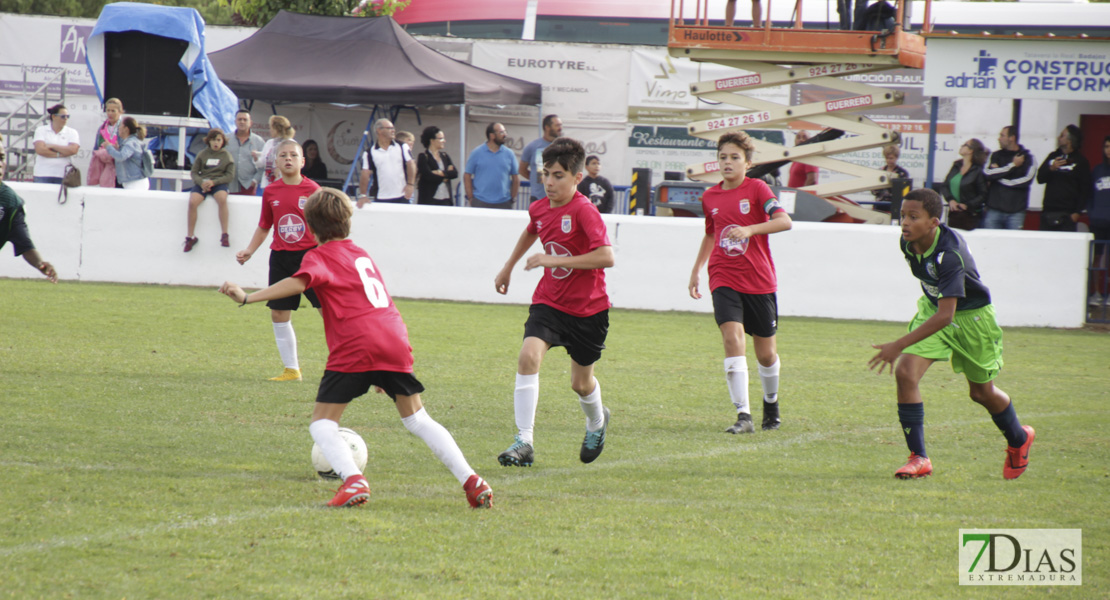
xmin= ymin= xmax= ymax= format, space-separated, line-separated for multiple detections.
xmin=494 ymin=137 xmax=615 ymax=467
xmin=236 ymin=140 xmax=320 ymax=382
xmin=689 ymin=131 xmax=793 ymax=434
xmin=220 ymin=187 xmax=492 ymax=509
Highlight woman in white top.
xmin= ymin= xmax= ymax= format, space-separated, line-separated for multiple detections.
xmin=253 ymin=115 xmax=295 ymax=192
xmin=32 ymin=104 xmax=81 ymax=184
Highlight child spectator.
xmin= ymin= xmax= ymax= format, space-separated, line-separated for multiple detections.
xmin=184 ymin=128 xmax=236 ymax=250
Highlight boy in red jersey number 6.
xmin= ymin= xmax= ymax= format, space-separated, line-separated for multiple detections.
xmin=220 ymin=188 xmax=492 ymax=509
xmin=494 ymin=137 xmax=615 ymax=468
xmin=690 ymin=131 xmax=792 ymax=434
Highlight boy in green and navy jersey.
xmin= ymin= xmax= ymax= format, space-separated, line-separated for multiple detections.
xmin=868 ymin=189 xmax=1034 ymax=480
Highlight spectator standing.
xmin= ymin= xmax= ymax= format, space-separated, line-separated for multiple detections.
xmin=88 ymin=98 xmax=123 ymax=188
xmin=787 ymin=130 xmax=819 ymax=188
xmin=227 ymin=110 xmax=264 ymax=195
xmin=32 ymin=104 xmax=80 ymax=184
xmin=464 ymin=123 xmax=520 ymax=209
xmin=301 ymin=139 xmax=328 ymax=182
xmin=255 ymin=115 xmax=295 ymax=192
xmin=981 ymin=125 xmax=1035 ymax=230
xmin=872 ymin=144 xmax=910 ymax=213
xmin=1037 ymin=125 xmax=1091 ymax=232
xmin=941 ymin=138 xmax=989 ymax=231
xmin=396 ymin=131 xmax=415 ymax=154
xmin=416 ymin=126 xmax=457 ymax=207
xmin=724 ymin=0 xmax=762 ymax=27
xmin=103 ymin=117 xmax=148 ymax=192
xmin=184 ymin=128 xmax=236 ymax=251
xmin=1089 ymin=136 xmax=1110 ymax=306
xmin=577 ymin=154 xmax=615 ymax=214
xmin=0 ymin=135 xmax=57 ymax=282
xmin=521 ymin=115 xmax=563 ymax=203
xmin=358 ymin=119 xmax=415 ymax=207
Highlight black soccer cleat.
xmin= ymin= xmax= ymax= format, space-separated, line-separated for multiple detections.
xmin=725 ymin=412 xmax=755 ymax=434
xmin=580 ymin=408 xmax=610 ymax=464
xmin=762 ymin=400 xmax=781 ymax=431
xmin=498 ymin=435 xmax=535 ymax=467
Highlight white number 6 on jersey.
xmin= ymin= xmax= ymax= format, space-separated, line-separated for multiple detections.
xmin=355 ymin=256 xmax=389 ymax=308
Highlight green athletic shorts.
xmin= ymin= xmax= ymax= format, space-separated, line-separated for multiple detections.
xmin=903 ymin=296 xmax=1004 ymax=383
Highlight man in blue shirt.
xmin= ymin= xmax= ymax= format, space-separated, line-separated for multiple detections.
xmin=464 ymin=123 xmax=520 ymax=209
xmin=520 ymin=114 xmax=562 ymax=203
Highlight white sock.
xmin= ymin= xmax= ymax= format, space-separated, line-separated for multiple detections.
xmin=578 ymin=377 xmax=605 ymax=431
xmin=724 ymin=356 xmax=749 ymax=414
xmin=309 ymin=419 xmax=360 ymax=481
xmin=272 ymin=321 xmax=299 ymax=370
xmin=758 ymin=356 xmax=780 ymax=403
xmin=402 ymin=408 xmax=475 ymax=485
xmin=514 ymin=373 xmax=539 ymax=445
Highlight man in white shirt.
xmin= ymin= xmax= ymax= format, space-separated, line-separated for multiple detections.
xmin=358 ymin=118 xmax=415 ymax=207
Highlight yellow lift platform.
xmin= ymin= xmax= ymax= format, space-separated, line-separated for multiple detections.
xmin=668 ymin=0 xmax=932 ymax=221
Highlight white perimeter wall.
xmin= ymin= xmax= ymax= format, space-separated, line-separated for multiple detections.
xmin=0 ymin=183 xmax=1092 ymax=328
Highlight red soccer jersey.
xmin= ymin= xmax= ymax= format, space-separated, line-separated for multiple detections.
xmin=526 ymin=191 xmax=611 ymax=317
xmin=259 ymin=177 xmax=320 ymax=251
xmin=702 ymin=177 xmax=785 ymax=295
xmin=293 ymin=239 xmax=414 ymax=373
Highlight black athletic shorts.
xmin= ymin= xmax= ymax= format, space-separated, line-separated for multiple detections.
xmin=1 ymin=206 xmax=34 ymax=256
xmin=711 ymin=287 xmax=778 ymax=338
xmin=523 ymin=303 xmax=608 ymax=367
xmin=316 ymin=370 xmax=425 ymax=403
xmin=267 ymin=249 xmax=321 ymax=311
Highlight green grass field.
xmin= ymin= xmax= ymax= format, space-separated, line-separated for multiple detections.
xmin=1 ymin=279 xmax=1106 ymax=599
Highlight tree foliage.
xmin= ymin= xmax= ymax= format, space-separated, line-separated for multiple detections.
xmin=225 ymin=0 xmax=410 ymax=27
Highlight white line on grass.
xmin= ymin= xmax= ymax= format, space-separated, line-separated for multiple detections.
xmin=0 ymin=505 xmax=313 ymax=558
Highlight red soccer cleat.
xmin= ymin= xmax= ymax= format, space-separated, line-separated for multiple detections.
xmin=327 ymin=474 xmax=370 ymax=507
xmin=1003 ymin=425 xmax=1035 ymax=480
xmin=894 ymin=453 xmax=933 ymax=479
xmin=463 ymin=474 xmax=493 ymax=509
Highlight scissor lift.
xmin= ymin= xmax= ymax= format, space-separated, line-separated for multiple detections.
xmin=668 ymin=0 xmax=931 ymax=218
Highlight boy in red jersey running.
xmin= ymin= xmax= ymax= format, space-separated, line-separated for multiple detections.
xmin=220 ymin=188 xmax=492 ymax=509
xmin=689 ymin=131 xmax=793 ymax=434
xmin=494 ymin=137 xmax=615 ymax=467
xmin=236 ymin=140 xmax=320 ymax=382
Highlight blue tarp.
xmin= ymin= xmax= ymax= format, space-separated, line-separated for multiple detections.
xmin=85 ymin=2 xmax=237 ymax=133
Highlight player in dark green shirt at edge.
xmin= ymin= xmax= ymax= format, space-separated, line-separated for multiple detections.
xmin=868 ymin=188 xmax=1034 ymax=480
xmin=0 ymin=135 xmax=57 ymax=282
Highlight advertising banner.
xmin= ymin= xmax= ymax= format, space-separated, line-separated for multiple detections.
xmin=924 ymin=38 xmax=1110 ymax=102
xmin=471 ymin=40 xmax=630 ymax=124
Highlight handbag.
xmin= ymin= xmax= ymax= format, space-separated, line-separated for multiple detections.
xmin=58 ymin=162 xmax=81 ymax=204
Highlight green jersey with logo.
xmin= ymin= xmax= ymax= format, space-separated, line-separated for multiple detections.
xmin=900 ymin=224 xmax=991 ymax=311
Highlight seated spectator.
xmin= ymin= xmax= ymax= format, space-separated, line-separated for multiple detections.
xmin=416 ymin=126 xmax=457 ymax=207
xmin=104 ymin=116 xmax=149 ymax=192
xmin=578 ymin=154 xmax=615 ymax=214
xmin=301 ymin=139 xmax=328 ymax=181
xmin=185 ymin=128 xmax=236 ymax=252
xmin=941 ymin=138 xmax=989 ymax=231
xmin=88 ymin=98 xmax=124 ymax=188
xmin=872 ymin=144 xmax=910 ymax=212
xmin=32 ymin=104 xmax=80 ymax=184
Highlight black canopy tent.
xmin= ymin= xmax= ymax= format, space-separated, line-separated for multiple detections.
xmin=208 ymin=11 xmax=542 ymax=194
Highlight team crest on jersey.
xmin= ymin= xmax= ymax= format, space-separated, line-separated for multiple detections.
xmin=926 ymin=261 xmax=938 ymax=279
xmin=739 ymin=199 xmax=750 ymax=214
xmin=561 ymin=214 xmax=572 ymax=233
xmin=298 ymin=196 xmax=309 ymax=209
xmin=0 ymin=206 xmax=5 ymax=221
xmin=544 ymin=241 xmax=573 ymax=279
xmin=277 ymin=213 xmax=307 ymax=243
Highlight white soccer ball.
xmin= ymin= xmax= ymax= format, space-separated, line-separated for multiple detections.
xmin=311 ymin=427 xmax=368 ymax=479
